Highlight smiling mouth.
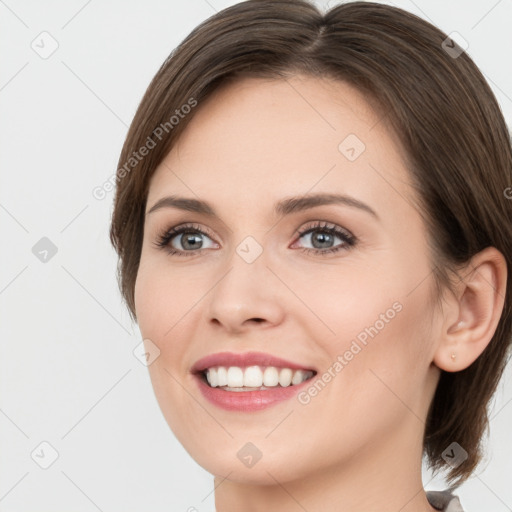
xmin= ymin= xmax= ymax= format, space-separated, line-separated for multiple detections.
xmin=200 ymin=365 xmax=316 ymax=391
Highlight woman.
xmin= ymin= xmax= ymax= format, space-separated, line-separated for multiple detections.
xmin=109 ymin=1 xmax=511 ymax=510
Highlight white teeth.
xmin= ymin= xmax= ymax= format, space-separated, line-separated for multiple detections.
xmin=204 ymin=366 xmax=313 ymax=389
xmin=217 ymin=366 xmax=228 ymax=387
xmin=244 ymin=366 xmax=263 ymax=387
xmin=227 ymin=366 xmax=244 ymax=387
xmin=279 ymin=368 xmax=293 ymax=387
xmin=206 ymin=367 xmax=218 ymax=387
xmin=291 ymin=369 xmax=306 ymax=385
xmin=263 ymin=367 xmax=279 ymax=386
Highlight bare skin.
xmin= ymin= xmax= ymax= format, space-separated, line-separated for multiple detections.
xmin=134 ymin=75 xmax=506 ymax=512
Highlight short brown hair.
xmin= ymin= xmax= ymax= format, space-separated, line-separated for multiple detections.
xmin=109 ymin=0 xmax=512 ymax=487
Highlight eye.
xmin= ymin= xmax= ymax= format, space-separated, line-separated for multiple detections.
xmin=292 ymin=221 xmax=357 ymax=256
xmin=153 ymin=220 xmax=357 ymax=257
xmin=153 ymin=223 xmax=218 ymax=256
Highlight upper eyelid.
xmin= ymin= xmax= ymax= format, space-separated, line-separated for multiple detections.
xmin=295 ymin=220 xmax=351 ymax=235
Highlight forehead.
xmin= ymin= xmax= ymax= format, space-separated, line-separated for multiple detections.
xmin=147 ymin=75 xmax=416 ymax=219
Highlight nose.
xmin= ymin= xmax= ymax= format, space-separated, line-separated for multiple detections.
xmin=206 ymin=246 xmax=286 ymax=334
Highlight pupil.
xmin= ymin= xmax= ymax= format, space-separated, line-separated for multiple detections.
xmin=313 ymin=231 xmax=332 ymax=248
xmin=183 ymin=233 xmax=202 ymax=250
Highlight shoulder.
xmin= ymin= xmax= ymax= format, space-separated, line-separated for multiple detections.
xmin=426 ymin=489 xmax=465 ymax=512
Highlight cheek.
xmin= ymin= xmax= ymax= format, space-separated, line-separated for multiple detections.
xmin=134 ymin=263 xmax=199 ymax=433
xmin=284 ymin=259 xmax=400 ymax=341
xmin=291 ymin=291 xmax=434 ymax=467
xmin=321 ymin=276 xmax=435 ymax=420
xmin=299 ymin=256 xmax=435 ymax=400
xmin=134 ymin=259 xmax=203 ymax=340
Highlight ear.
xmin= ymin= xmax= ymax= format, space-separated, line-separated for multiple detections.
xmin=432 ymin=246 xmax=507 ymax=372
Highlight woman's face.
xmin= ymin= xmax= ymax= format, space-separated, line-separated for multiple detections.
xmin=134 ymin=76 xmax=443 ymax=484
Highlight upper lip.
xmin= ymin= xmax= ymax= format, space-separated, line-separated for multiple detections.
xmin=191 ymin=351 xmax=317 ymax=374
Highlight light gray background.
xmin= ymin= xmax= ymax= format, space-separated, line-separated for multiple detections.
xmin=1 ymin=0 xmax=511 ymax=510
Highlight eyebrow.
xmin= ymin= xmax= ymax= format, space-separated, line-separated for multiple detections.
xmin=146 ymin=193 xmax=379 ymax=220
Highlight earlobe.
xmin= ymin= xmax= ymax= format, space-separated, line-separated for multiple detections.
xmin=432 ymin=247 xmax=507 ymax=373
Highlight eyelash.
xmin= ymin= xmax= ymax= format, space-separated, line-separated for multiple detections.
xmin=153 ymin=221 xmax=357 ymax=257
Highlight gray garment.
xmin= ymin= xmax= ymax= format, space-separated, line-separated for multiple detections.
xmin=426 ymin=489 xmax=465 ymax=511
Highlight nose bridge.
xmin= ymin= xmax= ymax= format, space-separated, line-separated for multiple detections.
xmin=206 ymin=235 xmax=284 ymax=330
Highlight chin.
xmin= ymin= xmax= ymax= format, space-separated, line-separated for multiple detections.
xmin=188 ymin=446 xmax=313 ymax=486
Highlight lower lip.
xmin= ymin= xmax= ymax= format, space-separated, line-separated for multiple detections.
xmin=193 ymin=373 xmax=314 ymax=411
